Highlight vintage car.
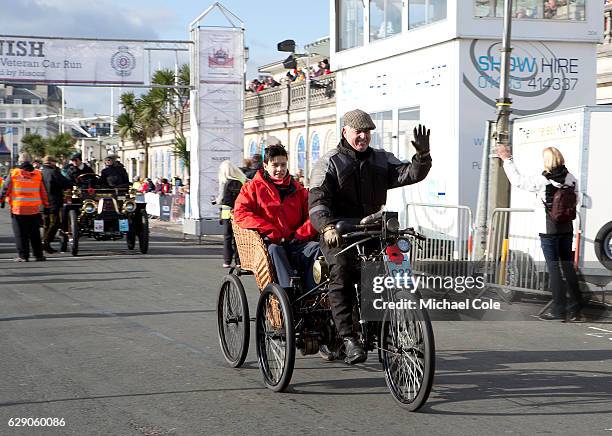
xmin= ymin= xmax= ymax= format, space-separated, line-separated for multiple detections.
xmin=59 ymin=173 xmax=149 ymax=256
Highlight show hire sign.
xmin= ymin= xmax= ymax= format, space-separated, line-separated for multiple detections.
xmin=0 ymin=36 xmax=144 ymax=84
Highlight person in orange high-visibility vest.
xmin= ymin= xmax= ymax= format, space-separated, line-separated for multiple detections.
xmin=0 ymin=153 xmax=49 ymax=262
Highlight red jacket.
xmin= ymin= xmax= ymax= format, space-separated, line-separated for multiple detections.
xmin=234 ymin=171 xmax=317 ymax=244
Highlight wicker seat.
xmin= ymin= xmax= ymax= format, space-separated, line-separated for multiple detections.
xmin=231 ymin=216 xmax=276 ymax=291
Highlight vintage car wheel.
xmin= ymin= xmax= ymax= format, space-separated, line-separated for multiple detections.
xmin=381 ymin=290 xmax=435 ymax=412
xmin=126 ymin=230 xmax=136 ymax=250
xmin=138 ymin=213 xmax=149 ymax=254
xmin=594 ymin=221 xmax=612 ymax=271
xmin=217 ymin=274 xmax=250 ymax=368
xmin=69 ymin=209 xmax=79 ymax=257
xmin=255 ymin=283 xmax=295 ymax=392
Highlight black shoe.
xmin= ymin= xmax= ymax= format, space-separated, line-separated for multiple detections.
xmin=343 ymin=337 xmax=367 ymax=365
xmin=43 ymin=244 xmax=56 ymax=254
xmin=539 ymin=312 xmax=565 ymax=321
xmin=35 ymin=256 xmax=46 ymax=262
xmin=567 ymin=311 xmax=586 ymax=323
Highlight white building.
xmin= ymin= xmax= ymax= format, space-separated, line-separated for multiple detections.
xmin=330 ymin=0 xmax=602 ymax=224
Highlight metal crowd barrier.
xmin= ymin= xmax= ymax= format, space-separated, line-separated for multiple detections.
xmin=481 ymin=208 xmax=583 ymax=301
xmin=405 ymin=203 xmax=475 ymax=283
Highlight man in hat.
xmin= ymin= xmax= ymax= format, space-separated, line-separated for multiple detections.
xmin=100 ymin=154 xmax=130 ymax=188
xmin=0 ymin=152 xmax=49 ymax=261
xmin=66 ymin=152 xmax=94 ymax=185
xmin=309 ymin=109 xmax=432 ymax=364
xmin=41 ymin=155 xmax=73 ymax=253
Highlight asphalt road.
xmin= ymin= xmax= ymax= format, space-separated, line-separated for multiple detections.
xmin=0 ymin=209 xmax=611 ymax=436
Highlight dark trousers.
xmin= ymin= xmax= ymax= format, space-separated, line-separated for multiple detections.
xmin=43 ymin=209 xmax=61 ymax=245
xmin=11 ymin=213 xmax=43 ymax=260
xmin=222 ymin=219 xmax=240 ymax=265
xmin=320 ymin=240 xmax=362 ymax=337
xmin=267 ymin=240 xmax=319 ymax=291
xmin=540 ymin=234 xmax=584 ymax=316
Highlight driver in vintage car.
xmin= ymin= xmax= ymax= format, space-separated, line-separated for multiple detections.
xmin=100 ymin=155 xmax=130 ymax=188
xmin=66 ymin=152 xmax=95 ymax=186
xmin=308 ymin=109 xmax=432 ymax=364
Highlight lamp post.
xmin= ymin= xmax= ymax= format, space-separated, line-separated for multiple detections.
xmin=278 ymin=39 xmax=314 ymax=185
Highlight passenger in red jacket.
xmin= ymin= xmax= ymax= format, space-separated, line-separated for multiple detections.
xmin=234 ymin=143 xmax=319 ymax=290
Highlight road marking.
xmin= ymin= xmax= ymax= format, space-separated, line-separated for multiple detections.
xmin=588 ymin=326 xmax=612 ymax=334
xmin=585 ymin=333 xmax=604 ymax=338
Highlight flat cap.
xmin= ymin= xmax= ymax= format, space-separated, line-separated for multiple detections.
xmin=343 ymin=109 xmax=376 ymax=131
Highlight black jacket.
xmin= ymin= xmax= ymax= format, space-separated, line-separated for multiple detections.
xmin=308 ymin=139 xmax=432 ymax=232
xmin=41 ymin=164 xmax=73 ymax=211
xmin=221 ymin=179 xmax=243 ymax=208
xmin=101 ymin=163 xmax=130 ymax=188
xmin=67 ymin=163 xmax=95 ymax=185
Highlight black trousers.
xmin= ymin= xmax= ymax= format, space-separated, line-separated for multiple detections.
xmin=11 ymin=213 xmax=43 ymax=260
xmin=43 ymin=209 xmax=61 ymax=245
xmin=222 ymin=219 xmax=240 ymax=265
xmin=320 ymin=240 xmax=362 ymax=337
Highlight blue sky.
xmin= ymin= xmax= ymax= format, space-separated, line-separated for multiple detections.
xmin=1 ymin=0 xmax=329 ymax=115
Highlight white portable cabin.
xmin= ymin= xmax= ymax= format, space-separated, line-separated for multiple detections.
xmin=330 ymin=0 xmax=602 ymax=255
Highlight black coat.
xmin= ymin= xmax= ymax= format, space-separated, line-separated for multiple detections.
xmin=67 ymin=163 xmax=95 ymax=185
xmin=221 ymin=179 xmax=243 ymax=208
xmin=41 ymin=164 xmax=73 ymax=211
xmin=308 ymin=139 xmax=432 ymax=232
xmin=101 ymin=163 xmax=130 ymax=188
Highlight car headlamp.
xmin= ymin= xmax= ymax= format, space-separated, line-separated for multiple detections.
xmin=396 ymin=237 xmax=411 ymax=253
xmin=312 ymin=256 xmax=329 ymax=284
xmin=123 ymin=200 xmax=137 ymax=213
xmin=83 ymin=200 xmax=96 ymax=214
xmin=386 ymin=217 xmax=400 ymax=233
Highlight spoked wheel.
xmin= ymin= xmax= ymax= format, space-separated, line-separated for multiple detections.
xmin=69 ymin=209 xmax=79 ymax=257
xmin=216 ymin=274 xmax=250 ymax=368
xmin=380 ymin=290 xmax=435 ymax=411
xmin=255 ymin=283 xmax=295 ymax=392
xmin=137 ymin=213 xmax=149 ymax=254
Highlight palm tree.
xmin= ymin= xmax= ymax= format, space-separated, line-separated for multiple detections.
xmin=117 ymin=91 xmax=164 ymax=178
xmin=150 ymin=65 xmax=191 ymax=170
xmin=20 ymin=133 xmax=46 ymax=159
xmin=45 ymin=133 xmax=76 ymax=161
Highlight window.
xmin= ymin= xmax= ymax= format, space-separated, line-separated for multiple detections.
xmin=409 ymin=0 xmax=447 ymax=29
xmin=369 ymin=111 xmax=393 ymax=152
xmin=26 ymin=128 xmax=31 ymax=134
xmin=31 ymin=98 xmax=40 ymax=105
xmin=337 ymin=0 xmax=364 ymax=51
xmin=370 ymin=0 xmax=403 ymax=41
xmin=398 ymin=107 xmax=421 ymax=160
xmin=13 ymin=99 xmax=22 ymax=104
xmin=0 ymin=112 xmax=6 ymax=119
xmin=11 ymin=112 xmax=18 ymax=118
xmin=249 ymin=140 xmax=258 ymax=157
xmin=311 ymin=133 xmax=321 ymax=167
xmin=474 ymin=0 xmax=585 ymax=20
xmin=12 ymin=127 xmax=18 ymax=135
xmin=297 ymin=135 xmax=306 ymax=172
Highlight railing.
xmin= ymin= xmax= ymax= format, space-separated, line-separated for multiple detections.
xmin=604 ymin=4 xmax=612 ymax=44
xmin=244 ymin=73 xmax=336 ymax=118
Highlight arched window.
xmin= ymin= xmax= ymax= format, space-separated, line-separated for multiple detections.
xmin=310 ymin=132 xmax=320 ymax=167
xmin=159 ymin=150 xmax=165 ymax=179
xmin=249 ymin=140 xmax=258 ymax=157
xmin=297 ymin=135 xmax=306 ymax=172
xmin=166 ymin=151 xmax=172 ymax=179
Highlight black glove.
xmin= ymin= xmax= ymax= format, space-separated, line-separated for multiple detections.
xmin=0 ymin=201 xmax=5 ymax=208
xmin=323 ymin=225 xmax=342 ymax=248
xmin=411 ymin=124 xmax=430 ymax=155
